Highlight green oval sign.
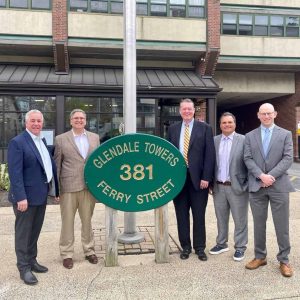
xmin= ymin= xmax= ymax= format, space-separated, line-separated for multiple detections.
xmin=84 ymin=133 xmax=186 ymax=212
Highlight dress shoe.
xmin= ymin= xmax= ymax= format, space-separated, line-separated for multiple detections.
xmin=31 ymin=262 xmax=48 ymax=273
xmin=196 ymin=251 xmax=208 ymax=261
xmin=20 ymin=270 xmax=38 ymax=285
xmin=63 ymin=258 xmax=73 ymax=269
xmin=180 ymin=248 xmax=191 ymax=260
xmin=280 ymin=262 xmax=293 ymax=277
xmin=245 ymin=258 xmax=267 ymax=270
xmin=85 ymin=254 xmax=98 ymax=264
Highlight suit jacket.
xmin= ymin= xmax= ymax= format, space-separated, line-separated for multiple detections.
xmin=7 ymin=130 xmax=59 ymax=205
xmin=244 ymin=125 xmax=294 ymax=193
xmin=213 ymin=133 xmax=248 ymax=195
xmin=168 ymin=120 xmax=215 ymax=191
xmin=54 ymin=130 xmax=100 ymax=194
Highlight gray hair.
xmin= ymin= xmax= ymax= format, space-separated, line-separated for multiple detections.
xmin=70 ymin=109 xmax=86 ymax=119
xmin=25 ymin=109 xmax=44 ymax=122
xmin=180 ymin=98 xmax=194 ymax=107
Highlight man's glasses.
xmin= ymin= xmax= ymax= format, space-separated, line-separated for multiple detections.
xmin=259 ymin=112 xmax=274 ymax=117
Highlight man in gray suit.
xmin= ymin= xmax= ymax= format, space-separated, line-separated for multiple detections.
xmin=54 ymin=109 xmax=100 ymax=269
xmin=244 ymin=103 xmax=294 ymax=277
xmin=210 ymin=112 xmax=248 ymax=261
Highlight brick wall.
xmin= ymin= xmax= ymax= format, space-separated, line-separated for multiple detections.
xmin=198 ymin=0 xmax=220 ymax=76
xmin=52 ymin=0 xmax=69 ymax=73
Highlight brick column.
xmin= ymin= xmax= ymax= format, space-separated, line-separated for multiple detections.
xmin=198 ymin=0 xmax=220 ymax=77
xmin=52 ymin=0 xmax=69 ymax=74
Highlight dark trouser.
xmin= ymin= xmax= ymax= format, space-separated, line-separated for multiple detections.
xmin=13 ymin=204 xmax=46 ymax=274
xmin=173 ymin=172 xmax=208 ymax=251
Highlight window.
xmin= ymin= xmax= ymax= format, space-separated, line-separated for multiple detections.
xmin=270 ymin=15 xmax=284 ymax=36
xmin=170 ymin=0 xmax=185 ymax=18
xmin=32 ymin=0 xmax=50 ymax=9
xmin=9 ymin=0 xmax=27 ymax=8
xmin=254 ymin=15 xmax=268 ymax=36
xmin=239 ymin=14 xmax=253 ymax=36
xmin=111 ymin=0 xmax=123 ymax=14
xmin=91 ymin=0 xmax=108 ymax=12
xmin=188 ymin=0 xmax=205 ymax=18
xmin=70 ymin=0 xmax=88 ymax=12
xmin=222 ymin=13 xmax=237 ymax=35
xmin=0 ymin=0 xmax=6 ymax=7
xmin=1 ymin=96 xmax=56 ymax=148
xmin=65 ymin=97 xmax=156 ymax=142
xmin=151 ymin=0 xmax=167 ymax=17
xmin=286 ymin=16 xmax=299 ymax=37
xmin=137 ymin=0 xmax=148 ymax=16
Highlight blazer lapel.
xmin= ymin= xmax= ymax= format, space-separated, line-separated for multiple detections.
xmin=229 ymin=134 xmax=238 ymax=164
xmin=67 ymin=130 xmax=83 ymax=158
xmin=174 ymin=122 xmax=182 ymax=149
xmin=215 ymin=135 xmax=221 ymax=166
xmin=266 ymin=125 xmax=279 ymax=156
xmin=254 ymin=128 xmax=264 ymax=158
xmin=23 ymin=131 xmax=45 ymax=169
xmin=189 ymin=121 xmax=199 ymax=149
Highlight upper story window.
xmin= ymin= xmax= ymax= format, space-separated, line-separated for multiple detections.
xmin=222 ymin=12 xmax=300 ymax=38
xmin=222 ymin=13 xmax=237 ymax=35
xmin=69 ymin=0 xmax=206 ymax=18
xmin=0 ymin=0 xmax=51 ymax=9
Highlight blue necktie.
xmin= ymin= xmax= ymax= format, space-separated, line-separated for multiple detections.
xmin=263 ymin=128 xmax=271 ymax=157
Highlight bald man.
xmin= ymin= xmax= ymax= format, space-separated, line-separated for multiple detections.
xmin=244 ymin=103 xmax=295 ymax=277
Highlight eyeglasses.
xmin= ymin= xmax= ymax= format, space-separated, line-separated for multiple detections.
xmin=259 ymin=112 xmax=274 ymax=117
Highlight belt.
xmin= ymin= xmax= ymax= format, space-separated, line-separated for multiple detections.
xmin=216 ymin=181 xmax=231 ymax=186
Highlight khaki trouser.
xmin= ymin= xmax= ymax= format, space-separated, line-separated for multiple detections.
xmin=59 ymin=190 xmax=96 ymax=259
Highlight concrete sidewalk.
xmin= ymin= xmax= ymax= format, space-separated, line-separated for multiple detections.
xmin=0 ymin=193 xmax=300 ymax=300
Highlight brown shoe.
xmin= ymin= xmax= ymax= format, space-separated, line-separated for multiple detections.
xmin=63 ymin=258 xmax=73 ymax=269
xmin=280 ymin=263 xmax=293 ymax=277
xmin=85 ymin=254 xmax=98 ymax=264
xmin=245 ymin=258 xmax=267 ymax=270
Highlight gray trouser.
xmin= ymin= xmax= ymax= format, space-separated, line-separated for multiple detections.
xmin=213 ymin=185 xmax=248 ymax=252
xmin=249 ymin=189 xmax=290 ymax=263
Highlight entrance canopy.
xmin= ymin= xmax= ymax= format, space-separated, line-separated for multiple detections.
xmin=0 ymin=65 xmax=221 ymax=97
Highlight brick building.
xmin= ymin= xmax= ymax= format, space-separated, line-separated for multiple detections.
xmin=0 ymin=0 xmax=300 ymax=160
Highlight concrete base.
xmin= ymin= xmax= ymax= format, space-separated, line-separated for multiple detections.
xmin=118 ymin=232 xmax=145 ymax=244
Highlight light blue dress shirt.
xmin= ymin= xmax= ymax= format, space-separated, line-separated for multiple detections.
xmin=179 ymin=118 xmax=194 ymax=155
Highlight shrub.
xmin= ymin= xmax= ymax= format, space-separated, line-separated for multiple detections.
xmin=0 ymin=163 xmax=10 ymax=191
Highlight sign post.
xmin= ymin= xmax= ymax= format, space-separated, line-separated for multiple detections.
xmin=120 ymin=0 xmax=144 ymax=245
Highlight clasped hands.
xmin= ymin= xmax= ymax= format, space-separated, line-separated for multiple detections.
xmin=259 ymin=173 xmax=275 ymax=188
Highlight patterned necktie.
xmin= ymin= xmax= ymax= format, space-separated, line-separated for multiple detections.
xmin=263 ymin=128 xmax=271 ymax=157
xmin=183 ymin=124 xmax=190 ymax=166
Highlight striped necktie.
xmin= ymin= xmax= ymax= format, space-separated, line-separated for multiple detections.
xmin=183 ymin=124 xmax=190 ymax=166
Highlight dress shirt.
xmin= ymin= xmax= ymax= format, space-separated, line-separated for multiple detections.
xmin=217 ymin=132 xmax=235 ymax=182
xmin=261 ymin=124 xmax=275 ymax=143
xmin=72 ymin=129 xmax=89 ymax=159
xmin=179 ymin=118 xmax=194 ymax=155
xmin=26 ymin=129 xmax=53 ymax=183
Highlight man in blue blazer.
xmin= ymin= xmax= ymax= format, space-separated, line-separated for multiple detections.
xmin=8 ymin=109 xmax=59 ymax=285
xmin=168 ymin=99 xmax=215 ymax=261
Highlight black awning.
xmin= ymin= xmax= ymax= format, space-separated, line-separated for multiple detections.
xmin=0 ymin=65 xmax=221 ymax=97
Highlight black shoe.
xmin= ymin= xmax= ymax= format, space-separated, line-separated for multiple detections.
xmin=196 ymin=251 xmax=208 ymax=261
xmin=180 ymin=248 xmax=191 ymax=260
xmin=31 ymin=262 xmax=48 ymax=273
xmin=20 ymin=271 xmax=38 ymax=285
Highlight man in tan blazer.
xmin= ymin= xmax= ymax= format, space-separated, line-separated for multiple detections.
xmin=54 ymin=109 xmax=100 ymax=269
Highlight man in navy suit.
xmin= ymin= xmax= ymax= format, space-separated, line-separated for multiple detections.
xmin=7 ymin=109 xmax=59 ymax=285
xmin=168 ymin=99 xmax=215 ymax=261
